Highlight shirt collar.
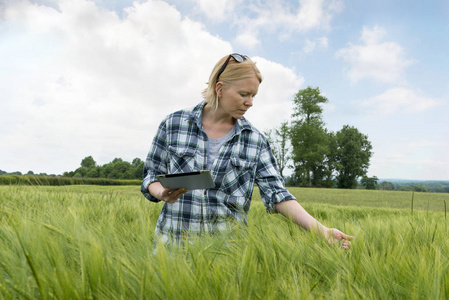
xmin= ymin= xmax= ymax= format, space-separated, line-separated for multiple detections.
xmin=189 ymin=101 xmax=253 ymax=135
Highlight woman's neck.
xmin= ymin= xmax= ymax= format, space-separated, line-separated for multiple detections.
xmin=202 ymin=103 xmax=235 ymax=139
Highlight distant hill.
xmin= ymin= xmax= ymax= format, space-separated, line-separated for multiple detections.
xmin=378 ymin=179 xmax=449 ymax=193
xmin=380 ymin=179 xmax=449 ymax=185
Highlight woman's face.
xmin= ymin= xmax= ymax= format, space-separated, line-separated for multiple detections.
xmin=217 ymin=75 xmax=260 ymax=120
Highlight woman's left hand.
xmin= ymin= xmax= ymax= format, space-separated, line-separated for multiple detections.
xmin=325 ymin=228 xmax=354 ymax=249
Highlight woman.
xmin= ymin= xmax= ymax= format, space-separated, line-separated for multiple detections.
xmin=141 ymin=53 xmax=353 ymax=248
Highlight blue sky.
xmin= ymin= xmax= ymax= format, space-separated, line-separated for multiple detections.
xmin=1 ymin=0 xmax=448 ymax=180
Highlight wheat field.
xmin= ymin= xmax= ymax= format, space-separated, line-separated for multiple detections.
xmin=0 ymin=185 xmax=448 ymax=299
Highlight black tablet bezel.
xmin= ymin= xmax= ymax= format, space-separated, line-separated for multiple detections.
xmin=156 ymin=170 xmax=215 ymax=190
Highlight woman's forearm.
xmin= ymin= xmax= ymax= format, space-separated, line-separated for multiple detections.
xmin=275 ymin=200 xmax=328 ymax=235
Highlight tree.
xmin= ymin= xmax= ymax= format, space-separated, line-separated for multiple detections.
xmin=290 ymin=86 xmax=329 ymax=186
xmin=100 ymin=163 xmax=114 ymax=178
xmin=74 ymin=166 xmax=89 ymax=178
xmin=292 ymin=86 xmax=329 ymax=122
xmin=361 ymin=176 xmax=379 ymax=190
xmin=86 ymin=167 xmax=100 ymax=178
xmin=321 ymin=131 xmax=338 ymax=188
xmin=412 ymin=185 xmax=428 ymax=192
xmin=132 ymin=158 xmax=145 ymax=179
xmin=264 ymin=121 xmax=291 ymax=178
xmin=334 ymin=125 xmax=373 ymax=189
xmin=101 ymin=158 xmax=133 ymax=179
xmin=132 ymin=158 xmax=142 ymax=167
xmin=290 ymin=121 xmax=329 ymax=186
xmin=81 ymin=156 xmax=96 ymax=168
xmin=378 ymin=181 xmax=395 ymax=190
xmin=63 ymin=171 xmax=74 ymax=177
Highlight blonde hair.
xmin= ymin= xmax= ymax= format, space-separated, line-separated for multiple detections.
xmin=202 ymin=55 xmax=263 ymax=110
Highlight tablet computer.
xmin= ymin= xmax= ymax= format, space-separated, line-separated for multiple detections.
xmin=156 ymin=170 xmax=215 ymax=190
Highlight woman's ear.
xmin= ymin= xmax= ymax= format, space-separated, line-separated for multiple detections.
xmin=215 ymin=82 xmax=224 ymax=97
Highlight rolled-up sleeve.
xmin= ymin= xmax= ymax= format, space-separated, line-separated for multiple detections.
xmin=255 ymin=139 xmax=295 ymax=212
xmin=141 ymin=119 xmax=169 ymax=202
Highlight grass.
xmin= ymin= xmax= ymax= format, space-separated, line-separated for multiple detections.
xmin=0 ymin=185 xmax=448 ymax=299
xmin=285 ymin=186 xmax=449 ymax=212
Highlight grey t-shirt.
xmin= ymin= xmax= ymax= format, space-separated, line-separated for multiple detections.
xmin=207 ymin=125 xmax=236 ymax=170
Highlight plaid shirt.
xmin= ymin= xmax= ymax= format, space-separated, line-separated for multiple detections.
xmin=141 ymin=101 xmax=294 ymax=244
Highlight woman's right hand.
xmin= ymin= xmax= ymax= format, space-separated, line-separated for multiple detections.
xmin=148 ymin=181 xmax=188 ymax=203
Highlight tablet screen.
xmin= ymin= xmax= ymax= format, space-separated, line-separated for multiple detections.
xmin=156 ymin=171 xmax=215 ymax=190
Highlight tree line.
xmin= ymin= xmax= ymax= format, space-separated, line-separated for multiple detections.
xmin=0 ymin=170 xmax=57 ymax=177
xmin=62 ymin=156 xmax=144 ymax=180
xmin=265 ymin=86 xmax=374 ymax=189
xmin=1 ymin=157 xmax=144 ymax=180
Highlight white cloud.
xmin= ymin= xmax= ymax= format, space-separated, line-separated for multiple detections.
xmin=369 ymin=154 xmax=449 ymax=181
xmin=245 ymin=57 xmax=304 ymax=132
xmin=368 ymin=138 xmax=449 ymax=180
xmin=250 ymin=0 xmax=344 ymax=31
xmin=336 ymin=25 xmax=413 ymax=83
xmin=360 ymin=25 xmax=385 ymax=44
xmin=295 ymin=0 xmax=343 ymax=30
xmin=191 ymin=0 xmax=239 ymax=22
xmin=230 ymin=0 xmax=343 ymax=49
xmin=0 ymin=0 xmax=303 ymax=174
xmin=303 ymin=36 xmax=328 ymax=54
xmin=359 ymin=87 xmax=443 ymax=115
xmin=235 ymin=31 xmax=261 ymax=49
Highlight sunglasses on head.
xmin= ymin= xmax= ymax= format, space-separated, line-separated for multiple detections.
xmin=216 ymin=53 xmax=250 ymax=82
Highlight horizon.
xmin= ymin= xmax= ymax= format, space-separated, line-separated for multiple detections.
xmin=2 ymin=166 xmax=449 ymax=183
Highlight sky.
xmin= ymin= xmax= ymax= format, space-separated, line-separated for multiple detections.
xmin=1 ymin=0 xmax=448 ymax=181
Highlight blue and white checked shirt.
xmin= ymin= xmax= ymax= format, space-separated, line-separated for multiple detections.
xmin=141 ymin=101 xmax=295 ymax=244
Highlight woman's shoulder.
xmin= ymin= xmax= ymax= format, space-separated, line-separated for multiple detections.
xmin=164 ymin=102 xmax=204 ymax=122
xmin=159 ymin=102 xmax=204 ymax=136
